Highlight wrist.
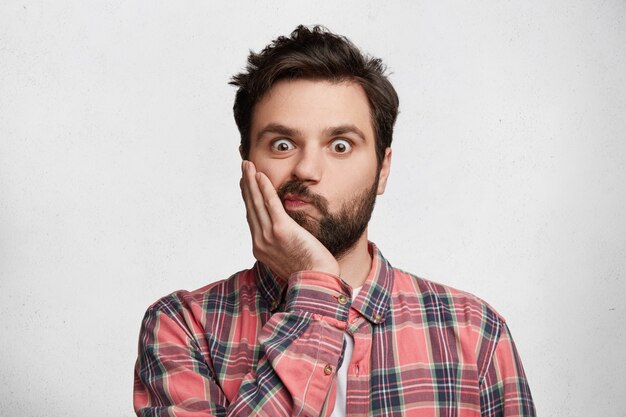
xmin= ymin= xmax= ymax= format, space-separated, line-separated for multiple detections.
xmin=310 ymin=260 xmax=340 ymax=277
xmin=285 ymin=270 xmax=351 ymax=321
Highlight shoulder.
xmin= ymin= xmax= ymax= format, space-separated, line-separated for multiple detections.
xmin=390 ymin=268 xmax=509 ymax=376
xmin=391 ymin=267 xmax=506 ymax=334
xmin=143 ymin=267 xmax=258 ymax=321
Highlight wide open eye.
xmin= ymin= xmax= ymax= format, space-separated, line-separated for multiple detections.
xmin=330 ymin=139 xmax=352 ymax=154
xmin=271 ymin=139 xmax=295 ymax=152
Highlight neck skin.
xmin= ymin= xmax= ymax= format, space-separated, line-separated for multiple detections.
xmin=336 ymin=229 xmax=372 ymax=289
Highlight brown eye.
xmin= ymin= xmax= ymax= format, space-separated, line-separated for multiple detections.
xmin=272 ymin=139 xmax=295 ymax=152
xmin=331 ymin=139 xmax=351 ymax=154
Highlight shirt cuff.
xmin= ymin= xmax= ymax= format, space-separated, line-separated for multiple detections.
xmin=285 ymin=270 xmax=352 ymax=322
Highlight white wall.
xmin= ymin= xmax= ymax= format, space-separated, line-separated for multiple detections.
xmin=1 ymin=1 xmax=624 ymax=416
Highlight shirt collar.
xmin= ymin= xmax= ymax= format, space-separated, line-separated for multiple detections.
xmin=254 ymin=241 xmax=394 ymax=323
xmin=350 ymin=242 xmax=394 ymax=324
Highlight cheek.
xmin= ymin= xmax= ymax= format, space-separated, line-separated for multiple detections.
xmin=253 ymin=161 xmax=290 ymax=190
xmin=325 ymin=171 xmax=372 ymax=208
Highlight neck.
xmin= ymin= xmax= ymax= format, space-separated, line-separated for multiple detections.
xmin=336 ymin=231 xmax=372 ymax=289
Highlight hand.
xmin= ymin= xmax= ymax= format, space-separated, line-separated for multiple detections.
xmin=240 ymin=160 xmax=340 ymax=279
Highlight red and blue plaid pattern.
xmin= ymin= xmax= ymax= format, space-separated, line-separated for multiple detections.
xmin=134 ymin=243 xmax=535 ymax=416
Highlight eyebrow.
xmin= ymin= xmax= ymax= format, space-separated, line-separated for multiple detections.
xmin=325 ymin=125 xmax=367 ymax=142
xmin=256 ymin=123 xmax=303 ymax=141
xmin=256 ymin=123 xmax=367 ymax=142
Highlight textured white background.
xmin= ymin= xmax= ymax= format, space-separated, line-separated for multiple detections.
xmin=1 ymin=1 xmax=625 ymax=416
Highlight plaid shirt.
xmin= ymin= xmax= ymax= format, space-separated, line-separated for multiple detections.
xmin=134 ymin=243 xmax=535 ymax=416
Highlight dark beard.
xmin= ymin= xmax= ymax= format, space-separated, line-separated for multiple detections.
xmin=277 ymin=177 xmax=379 ymax=259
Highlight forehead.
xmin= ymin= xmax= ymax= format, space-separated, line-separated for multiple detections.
xmin=251 ymin=79 xmax=374 ymax=139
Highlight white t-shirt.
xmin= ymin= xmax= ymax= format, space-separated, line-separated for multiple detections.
xmin=330 ymin=287 xmax=361 ymax=417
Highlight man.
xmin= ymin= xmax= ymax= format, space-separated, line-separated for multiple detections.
xmin=134 ymin=25 xmax=535 ymax=417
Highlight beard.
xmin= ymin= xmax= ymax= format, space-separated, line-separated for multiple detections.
xmin=277 ymin=176 xmax=379 ymax=259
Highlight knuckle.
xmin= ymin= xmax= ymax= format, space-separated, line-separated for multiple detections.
xmin=272 ymin=223 xmax=286 ymax=240
xmin=261 ymin=230 xmax=273 ymax=243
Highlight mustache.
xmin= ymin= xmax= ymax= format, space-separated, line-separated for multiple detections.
xmin=277 ymin=179 xmax=329 ymax=216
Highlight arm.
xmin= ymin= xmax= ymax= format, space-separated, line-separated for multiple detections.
xmin=133 ymin=271 xmax=350 ymax=417
xmin=479 ymin=323 xmax=536 ymax=417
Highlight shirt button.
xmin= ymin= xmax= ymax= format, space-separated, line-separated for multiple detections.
xmin=324 ymin=364 xmax=333 ymax=375
xmin=374 ymin=313 xmax=382 ymax=322
xmin=337 ymin=295 xmax=348 ymax=305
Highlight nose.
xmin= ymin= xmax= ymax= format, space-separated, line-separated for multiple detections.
xmin=291 ymin=146 xmax=322 ymax=183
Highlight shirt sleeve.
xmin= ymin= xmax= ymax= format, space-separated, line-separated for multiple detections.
xmin=133 ymin=270 xmax=351 ymax=417
xmin=479 ymin=322 xmax=536 ymax=417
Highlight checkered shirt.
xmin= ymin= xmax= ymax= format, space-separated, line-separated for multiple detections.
xmin=134 ymin=243 xmax=535 ymax=416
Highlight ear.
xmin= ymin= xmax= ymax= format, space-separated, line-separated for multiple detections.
xmin=376 ymin=147 xmax=392 ymax=195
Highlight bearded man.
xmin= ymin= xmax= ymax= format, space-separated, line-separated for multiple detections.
xmin=133 ymin=25 xmax=535 ymax=417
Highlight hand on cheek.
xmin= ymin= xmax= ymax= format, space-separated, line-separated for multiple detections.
xmin=240 ymin=160 xmax=340 ymax=279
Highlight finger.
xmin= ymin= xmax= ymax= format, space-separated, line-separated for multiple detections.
xmin=240 ymin=161 xmax=261 ymax=234
xmin=244 ymin=161 xmax=272 ymax=230
xmin=256 ymin=171 xmax=288 ymax=224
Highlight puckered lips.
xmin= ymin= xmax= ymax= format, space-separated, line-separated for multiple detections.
xmin=282 ymin=193 xmax=312 ymax=211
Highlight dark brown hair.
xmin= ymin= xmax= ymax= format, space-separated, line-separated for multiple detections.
xmin=230 ymin=25 xmax=399 ymax=166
